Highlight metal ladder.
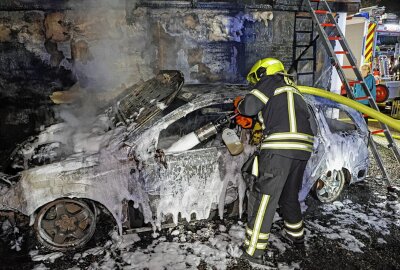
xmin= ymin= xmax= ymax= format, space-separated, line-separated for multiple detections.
xmin=291 ymin=11 xmax=318 ymax=85
xmin=304 ymin=0 xmax=400 ymax=190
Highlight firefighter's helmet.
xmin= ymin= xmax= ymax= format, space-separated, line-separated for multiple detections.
xmin=246 ymin=58 xmax=285 ymax=85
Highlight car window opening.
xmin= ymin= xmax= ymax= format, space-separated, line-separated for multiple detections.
xmin=322 ymin=108 xmax=357 ymax=133
xmin=158 ymin=103 xmax=235 ymax=151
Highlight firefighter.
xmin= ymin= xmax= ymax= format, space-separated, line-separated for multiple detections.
xmin=235 ymin=58 xmax=314 ymax=264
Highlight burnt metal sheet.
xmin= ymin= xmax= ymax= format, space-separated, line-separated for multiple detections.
xmin=144 ymin=148 xmax=221 ymax=195
xmin=113 ymin=70 xmax=184 ymax=127
xmin=144 ymin=147 xmax=223 ymax=224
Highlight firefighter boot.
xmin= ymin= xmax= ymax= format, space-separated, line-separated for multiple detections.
xmin=280 ymin=228 xmax=305 ymax=247
xmin=240 ymin=248 xmax=266 ymax=265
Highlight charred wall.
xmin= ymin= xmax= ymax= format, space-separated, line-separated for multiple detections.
xmin=0 ymin=0 xmax=354 ymax=168
xmin=0 ymin=1 xmax=272 ymax=161
xmin=0 ymin=9 xmax=76 ymax=166
xmin=0 ymin=1 xmax=307 ymax=91
xmin=244 ymin=11 xmax=295 ymax=75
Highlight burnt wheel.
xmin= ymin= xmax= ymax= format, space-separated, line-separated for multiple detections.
xmin=313 ymin=169 xmax=345 ymax=203
xmin=34 ymin=199 xmax=97 ymax=251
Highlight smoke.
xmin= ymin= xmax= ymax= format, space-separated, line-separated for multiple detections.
xmin=54 ymin=0 xmax=155 ymax=133
xmin=66 ymin=0 xmax=153 ymax=93
xmin=51 ymin=2 xmax=274 ymax=134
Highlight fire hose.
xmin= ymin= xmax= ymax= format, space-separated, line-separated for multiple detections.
xmin=297 ymin=86 xmax=400 ymax=131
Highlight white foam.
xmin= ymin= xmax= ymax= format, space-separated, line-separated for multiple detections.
xmin=306 ymin=195 xmax=400 ymax=253
xmin=32 ymin=263 xmax=49 ymax=270
xmin=164 ymin=132 xmax=200 ymax=153
xmin=31 ymin=252 xmax=64 ymax=263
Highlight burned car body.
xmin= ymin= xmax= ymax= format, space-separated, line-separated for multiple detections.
xmin=0 ymin=72 xmax=369 ymax=250
xmin=300 ymin=95 xmax=369 ymax=203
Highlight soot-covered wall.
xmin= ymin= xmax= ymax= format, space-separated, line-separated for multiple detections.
xmin=0 ymin=1 xmax=297 ymax=162
xmin=0 ymin=1 xmax=304 ymax=89
xmin=2 ymin=0 xmax=347 ymax=170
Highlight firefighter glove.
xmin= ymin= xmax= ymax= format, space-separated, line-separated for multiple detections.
xmin=233 ymin=96 xmax=243 ymax=108
xmin=236 ymin=115 xmax=253 ymax=129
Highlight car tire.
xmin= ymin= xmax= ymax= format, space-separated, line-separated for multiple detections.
xmin=34 ymin=198 xmax=97 ymax=251
xmin=313 ymin=169 xmax=346 ymax=203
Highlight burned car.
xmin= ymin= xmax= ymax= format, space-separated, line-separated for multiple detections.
xmin=0 ymin=71 xmax=369 ymax=251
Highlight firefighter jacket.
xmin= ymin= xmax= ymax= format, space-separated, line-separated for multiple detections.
xmin=238 ymin=74 xmax=314 ymax=160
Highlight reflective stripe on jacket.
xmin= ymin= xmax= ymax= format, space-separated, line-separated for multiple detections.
xmin=238 ymin=75 xmax=315 ymax=160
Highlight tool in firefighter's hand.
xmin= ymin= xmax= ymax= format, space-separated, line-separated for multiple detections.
xmin=165 ymin=112 xmax=239 ymax=154
xmin=195 ymin=112 xmax=244 ymax=155
xmin=233 ymin=96 xmax=243 ymax=108
xmin=233 ymin=96 xmax=254 ymax=129
xmin=215 ymin=112 xmax=239 ymax=131
xmin=195 ymin=112 xmax=239 ymax=141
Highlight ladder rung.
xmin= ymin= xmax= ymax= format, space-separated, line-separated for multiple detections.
xmin=296 ymin=15 xmax=312 ymax=19
xmin=321 ymin=23 xmax=336 ymax=27
xmin=335 ymin=51 xmax=349 ymax=54
xmin=348 ymin=80 xmax=362 ymax=86
xmin=328 ymin=36 xmax=342 ymax=40
xmin=355 ymin=96 xmax=371 ymax=101
xmin=298 ymin=58 xmax=314 ymax=61
xmin=342 ymin=65 xmax=356 ymax=69
xmin=372 ymin=129 xmax=385 ymax=135
xmin=314 ymin=10 xmax=329 ymax=15
xmin=297 ymin=72 xmax=314 ymax=75
xmin=296 ymin=31 xmax=313 ymax=33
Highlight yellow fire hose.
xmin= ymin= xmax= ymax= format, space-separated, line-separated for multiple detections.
xmin=373 ymin=132 xmax=400 ymax=140
xmin=298 ymin=86 xmax=400 ymax=192
xmin=297 ymin=86 xmax=400 ymax=132
xmin=340 ymin=120 xmax=400 ymax=140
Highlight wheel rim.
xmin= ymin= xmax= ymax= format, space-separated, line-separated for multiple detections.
xmin=35 ymin=199 xmax=96 ymax=250
xmin=315 ymin=169 xmax=345 ymax=203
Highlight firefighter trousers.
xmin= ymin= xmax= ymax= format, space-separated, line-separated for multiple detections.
xmin=244 ymin=151 xmax=308 ymax=256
